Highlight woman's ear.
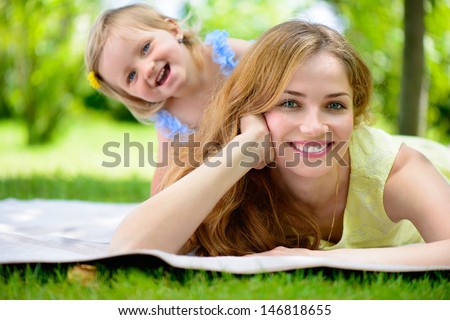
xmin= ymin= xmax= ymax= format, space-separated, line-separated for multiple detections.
xmin=164 ymin=18 xmax=183 ymax=39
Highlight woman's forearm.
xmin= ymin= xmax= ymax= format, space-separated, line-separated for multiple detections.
xmin=254 ymin=240 xmax=450 ymax=267
xmin=313 ymin=240 xmax=450 ymax=267
xmin=109 ymin=135 xmax=255 ymax=255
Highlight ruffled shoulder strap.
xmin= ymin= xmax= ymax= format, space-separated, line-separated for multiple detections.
xmin=149 ymin=110 xmax=194 ymax=139
xmin=204 ymin=30 xmax=237 ymax=76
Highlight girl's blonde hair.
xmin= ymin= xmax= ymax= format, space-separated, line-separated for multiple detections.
xmin=85 ymin=3 xmax=203 ymax=120
xmin=163 ymin=20 xmax=373 ymax=256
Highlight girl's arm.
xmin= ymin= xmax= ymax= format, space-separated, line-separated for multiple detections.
xmin=228 ymin=38 xmax=253 ymax=60
xmin=150 ymin=130 xmax=173 ymax=196
xmin=110 ymin=115 xmax=270 ymax=254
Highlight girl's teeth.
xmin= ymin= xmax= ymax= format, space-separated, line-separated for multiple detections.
xmin=157 ymin=68 xmax=165 ymax=83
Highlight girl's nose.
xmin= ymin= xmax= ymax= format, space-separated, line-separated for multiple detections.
xmin=142 ymin=60 xmax=155 ymax=82
xmin=298 ymin=111 xmax=329 ymax=136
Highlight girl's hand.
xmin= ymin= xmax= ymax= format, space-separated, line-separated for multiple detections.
xmin=238 ymin=114 xmax=274 ymax=169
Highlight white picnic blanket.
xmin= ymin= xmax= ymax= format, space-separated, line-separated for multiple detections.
xmin=0 ymin=198 xmax=448 ymax=273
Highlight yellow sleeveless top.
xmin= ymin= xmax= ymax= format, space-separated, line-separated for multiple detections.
xmin=323 ymin=125 xmax=450 ymax=249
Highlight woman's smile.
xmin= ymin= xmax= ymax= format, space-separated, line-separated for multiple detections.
xmin=289 ymin=140 xmax=335 ymax=159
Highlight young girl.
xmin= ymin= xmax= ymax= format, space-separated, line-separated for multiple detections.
xmin=108 ymin=21 xmax=450 ymax=266
xmin=85 ymin=3 xmax=251 ymax=194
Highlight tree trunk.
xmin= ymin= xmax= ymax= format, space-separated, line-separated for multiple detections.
xmin=399 ymin=0 xmax=427 ymax=136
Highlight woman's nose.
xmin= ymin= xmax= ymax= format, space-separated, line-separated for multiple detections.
xmin=298 ymin=111 xmax=329 ymax=136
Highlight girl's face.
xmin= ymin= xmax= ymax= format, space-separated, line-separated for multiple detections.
xmin=264 ymin=51 xmax=354 ymax=178
xmin=98 ymin=26 xmax=191 ymax=103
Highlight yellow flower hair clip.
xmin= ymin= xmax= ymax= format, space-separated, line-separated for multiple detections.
xmin=87 ymin=71 xmax=101 ymax=89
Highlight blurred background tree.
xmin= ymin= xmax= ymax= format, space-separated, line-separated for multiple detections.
xmin=1 ymin=0 xmax=449 ymax=145
xmin=1 ymin=0 xmax=102 ymax=145
xmin=328 ymin=0 xmax=449 ymax=141
xmin=399 ymin=0 xmax=426 ymax=136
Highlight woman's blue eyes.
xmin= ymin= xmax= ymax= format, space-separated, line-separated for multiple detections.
xmin=278 ymin=100 xmax=345 ymax=110
xmin=327 ymin=102 xmax=344 ymax=110
xmin=280 ymin=100 xmax=298 ymax=109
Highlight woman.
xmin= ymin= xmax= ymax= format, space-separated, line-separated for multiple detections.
xmin=109 ymin=20 xmax=450 ymax=266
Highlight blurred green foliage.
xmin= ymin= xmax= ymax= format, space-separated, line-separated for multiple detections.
xmin=329 ymin=0 xmax=450 ymax=141
xmin=192 ymin=0 xmax=450 ymax=142
xmin=0 ymin=0 xmax=101 ymax=144
xmin=186 ymin=0 xmax=314 ymax=39
xmin=1 ymin=0 xmax=449 ymax=145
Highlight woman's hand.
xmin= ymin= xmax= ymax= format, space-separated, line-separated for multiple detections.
xmin=247 ymin=246 xmax=317 ymax=257
xmin=246 ymin=240 xmax=450 ymax=267
xmin=238 ymin=114 xmax=274 ymax=169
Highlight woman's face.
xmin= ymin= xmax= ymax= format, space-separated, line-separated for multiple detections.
xmin=264 ymin=51 xmax=354 ymax=178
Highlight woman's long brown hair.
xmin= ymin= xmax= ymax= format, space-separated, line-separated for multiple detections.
xmin=162 ymin=20 xmax=372 ymax=256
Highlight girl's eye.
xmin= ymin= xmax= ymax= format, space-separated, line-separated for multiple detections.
xmin=279 ymin=100 xmax=299 ymax=109
xmin=127 ymin=71 xmax=136 ymax=83
xmin=327 ymin=102 xmax=345 ymax=110
xmin=142 ymin=42 xmax=150 ymax=55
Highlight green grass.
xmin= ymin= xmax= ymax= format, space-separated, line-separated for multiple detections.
xmin=0 ymin=115 xmax=449 ymax=300
xmin=0 ymin=114 xmax=155 ymax=202
xmin=0 ymin=174 xmax=150 ymax=202
xmin=1 ymin=265 xmax=448 ymax=299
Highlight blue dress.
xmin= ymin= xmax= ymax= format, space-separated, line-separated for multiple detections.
xmin=149 ymin=30 xmax=238 ymax=139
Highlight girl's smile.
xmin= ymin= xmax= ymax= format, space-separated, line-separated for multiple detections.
xmin=98 ymin=27 xmax=189 ymax=103
xmin=156 ymin=64 xmax=170 ymax=87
